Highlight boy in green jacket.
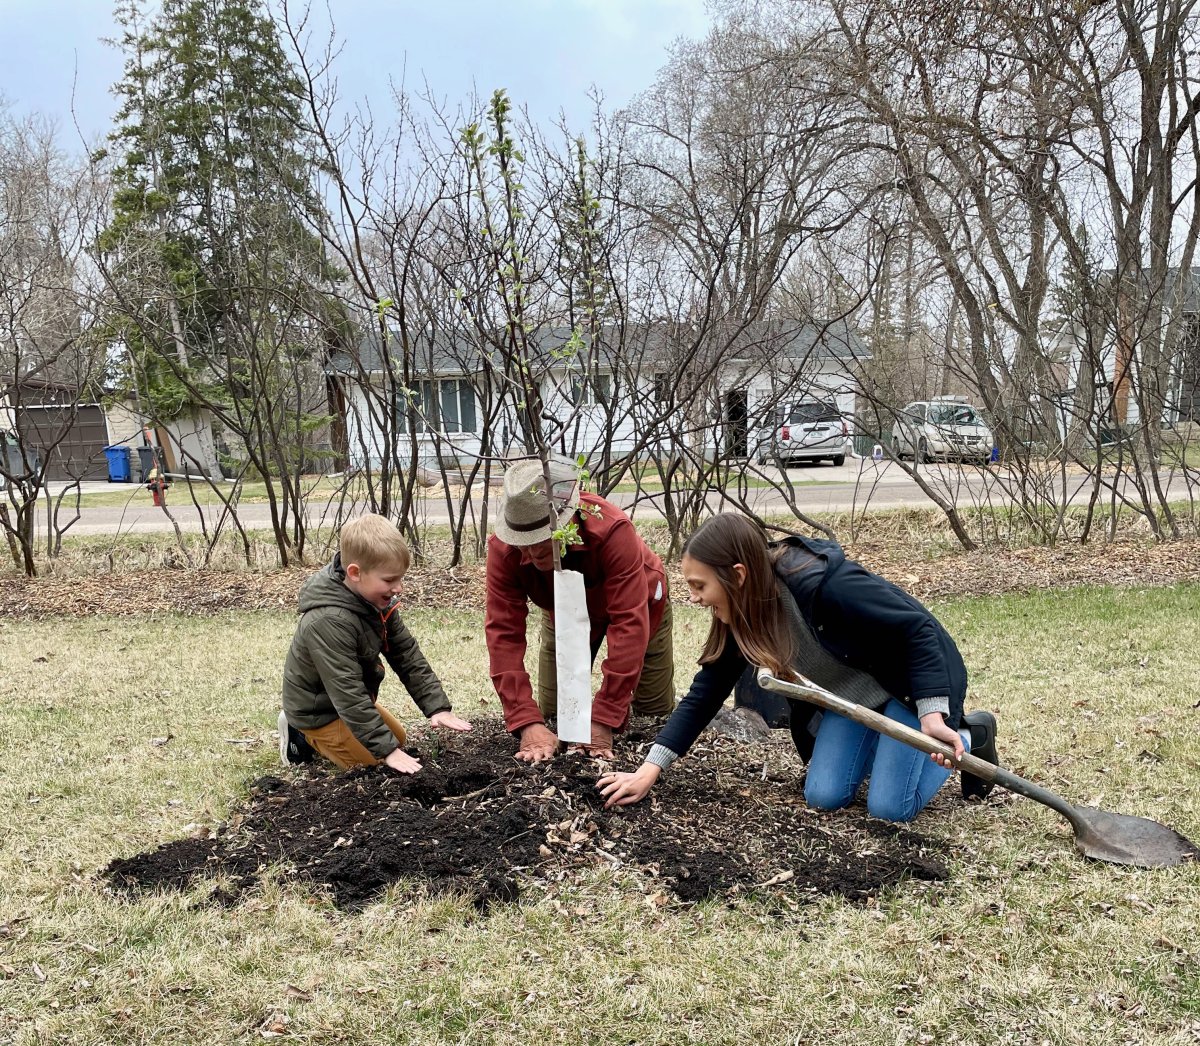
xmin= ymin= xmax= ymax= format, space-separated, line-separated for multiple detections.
xmin=279 ymin=513 xmax=471 ymax=773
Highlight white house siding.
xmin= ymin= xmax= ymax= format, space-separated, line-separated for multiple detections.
xmin=343 ymin=371 xmax=651 ymax=470
xmin=1052 ymin=319 xmax=1146 ymax=435
xmin=539 ymin=372 xmax=644 ymax=462
xmin=342 ymin=383 xmax=486 ymax=470
xmin=744 ymin=360 xmax=857 ymax=424
xmin=339 ymin=314 xmax=876 ymax=469
xmin=161 ymin=408 xmax=221 ymax=477
xmin=341 ymin=357 xmax=861 ymax=469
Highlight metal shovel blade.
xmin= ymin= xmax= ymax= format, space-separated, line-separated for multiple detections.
xmin=1067 ymin=806 xmax=1199 ymax=867
xmin=757 ymin=669 xmax=1199 ymax=869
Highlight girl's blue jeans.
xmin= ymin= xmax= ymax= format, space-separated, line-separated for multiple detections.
xmin=803 ymin=698 xmax=970 ymax=823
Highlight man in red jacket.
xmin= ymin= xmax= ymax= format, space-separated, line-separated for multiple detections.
xmin=486 ymin=457 xmax=675 ymax=761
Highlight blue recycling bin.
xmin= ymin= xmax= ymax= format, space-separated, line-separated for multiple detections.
xmin=103 ymin=444 xmax=133 ymax=483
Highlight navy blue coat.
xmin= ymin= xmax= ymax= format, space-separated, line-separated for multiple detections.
xmin=655 ymin=535 xmax=968 ymax=762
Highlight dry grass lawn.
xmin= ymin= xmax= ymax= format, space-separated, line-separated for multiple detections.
xmin=1 ymin=588 xmax=1198 ymax=1045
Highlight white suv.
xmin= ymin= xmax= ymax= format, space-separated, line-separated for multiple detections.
xmin=753 ymin=401 xmax=849 ymax=467
xmin=892 ymin=398 xmax=993 ymax=465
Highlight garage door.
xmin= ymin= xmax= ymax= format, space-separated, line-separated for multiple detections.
xmin=16 ymin=403 xmax=109 ymax=481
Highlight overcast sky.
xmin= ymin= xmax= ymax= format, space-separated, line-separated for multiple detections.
xmin=0 ymin=0 xmax=712 ymax=147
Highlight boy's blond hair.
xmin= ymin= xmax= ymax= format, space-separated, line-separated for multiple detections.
xmin=339 ymin=514 xmax=411 ymax=574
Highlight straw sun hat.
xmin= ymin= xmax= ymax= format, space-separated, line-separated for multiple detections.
xmin=493 ymin=457 xmax=581 ymax=547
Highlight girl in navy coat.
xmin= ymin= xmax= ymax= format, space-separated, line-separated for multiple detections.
xmin=599 ymin=514 xmax=1000 ymax=822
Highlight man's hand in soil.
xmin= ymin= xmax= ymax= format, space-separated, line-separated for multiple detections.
xmin=429 ymin=711 xmax=473 ymax=732
xmin=598 ymin=762 xmax=661 ymax=808
xmin=567 ymin=721 xmax=614 ymax=760
xmin=385 ymin=747 xmax=423 ymax=774
xmin=515 ymin=722 xmax=559 ymax=763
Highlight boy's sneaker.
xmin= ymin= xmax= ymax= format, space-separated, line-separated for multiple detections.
xmin=960 ymin=710 xmax=999 ymax=800
xmin=278 ymin=709 xmax=316 ymax=765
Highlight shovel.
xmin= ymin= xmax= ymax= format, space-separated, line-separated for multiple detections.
xmin=757 ymin=669 xmax=1199 ymax=869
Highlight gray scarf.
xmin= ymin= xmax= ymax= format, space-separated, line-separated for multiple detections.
xmin=776 ymin=578 xmax=892 ymax=710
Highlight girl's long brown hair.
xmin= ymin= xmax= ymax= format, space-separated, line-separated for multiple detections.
xmin=683 ymin=515 xmax=796 ymax=678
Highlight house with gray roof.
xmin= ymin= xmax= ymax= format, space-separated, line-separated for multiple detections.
xmin=327 ymin=318 xmax=869 ymax=470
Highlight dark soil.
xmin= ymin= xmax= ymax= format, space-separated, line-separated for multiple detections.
xmin=103 ymin=719 xmax=950 ymax=913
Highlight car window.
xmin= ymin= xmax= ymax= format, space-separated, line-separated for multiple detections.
xmin=787 ymin=402 xmax=839 ymax=424
xmin=904 ymin=404 xmax=925 ymax=421
xmin=928 ymin=404 xmax=980 ymax=425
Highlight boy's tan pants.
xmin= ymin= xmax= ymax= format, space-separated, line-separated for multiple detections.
xmin=537 ymin=600 xmax=676 ymax=720
xmin=301 ymin=702 xmax=407 ymax=769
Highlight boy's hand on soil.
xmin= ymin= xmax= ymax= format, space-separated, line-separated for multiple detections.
xmin=598 ymin=763 xmax=661 ymax=808
xmin=384 ymin=747 xmax=423 ymax=774
xmin=921 ymin=712 xmax=964 ymax=768
xmin=429 ymin=711 xmax=472 ymax=732
xmin=567 ymin=721 xmax=614 ymax=760
xmin=515 ymin=722 xmax=559 ymax=763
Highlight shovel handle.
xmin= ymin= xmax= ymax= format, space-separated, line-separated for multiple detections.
xmin=756 ymin=669 xmax=999 ymax=781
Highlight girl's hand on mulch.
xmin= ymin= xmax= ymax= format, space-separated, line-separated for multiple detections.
xmin=598 ymin=763 xmax=661 ymax=808
xmin=429 ymin=711 xmax=473 ymax=732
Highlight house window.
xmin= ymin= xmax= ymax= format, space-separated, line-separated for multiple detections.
xmin=408 ymin=379 xmax=478 ymax=434
xmin=570 ymin=372 xmax=611 ymax=407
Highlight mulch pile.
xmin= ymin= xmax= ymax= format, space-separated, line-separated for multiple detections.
xmin=6 ymin=538 xmax=1200 ymax=617
xmin=103 ymin=719 xmax=948 ymax=912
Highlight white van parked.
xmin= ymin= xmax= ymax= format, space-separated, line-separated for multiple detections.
xmin=892 ymin=397 xmax=994 ymax=465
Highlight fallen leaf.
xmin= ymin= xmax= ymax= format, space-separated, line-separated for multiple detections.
xmin=260 ymin=1013 xmax=290 ymax=1038
xmin=0 ymin=917 xmax=29 ymax=938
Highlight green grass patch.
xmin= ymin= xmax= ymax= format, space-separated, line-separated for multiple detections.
xmin=1 ymin=588 xmax=1198 ymax=1042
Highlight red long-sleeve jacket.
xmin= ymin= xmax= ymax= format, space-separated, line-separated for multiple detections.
xmin=485 ymin=492 xmax=668 ymax=734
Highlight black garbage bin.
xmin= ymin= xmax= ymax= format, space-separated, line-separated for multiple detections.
xmin=136 ymin=445 xmax=159 ymax=482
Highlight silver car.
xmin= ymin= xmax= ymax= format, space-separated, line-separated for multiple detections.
xmin=754 ymin=401 xmax=849 ymax=467
xmin=892 ymin=399 xmax=993 ymax=464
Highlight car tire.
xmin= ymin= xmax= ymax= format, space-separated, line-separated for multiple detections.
xmin=831 ymin=454 xmax=845 ymax=466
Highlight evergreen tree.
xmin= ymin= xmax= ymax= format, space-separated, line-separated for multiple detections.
xmin=97 ymin=0 xmax=345 ymax=564
xmin=98 ymin=0 xmax=336 ymax=419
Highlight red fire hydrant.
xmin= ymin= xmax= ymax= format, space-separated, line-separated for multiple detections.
xmin=146 ymin=467 xmax=170 ymax=507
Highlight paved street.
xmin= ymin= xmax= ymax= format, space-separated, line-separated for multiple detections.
xmin=19 ymin=457 xmax=1195 ymax=537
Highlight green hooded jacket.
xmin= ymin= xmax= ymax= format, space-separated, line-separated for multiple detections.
xmin=281 ymin=555 xmax=451 ymax=758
